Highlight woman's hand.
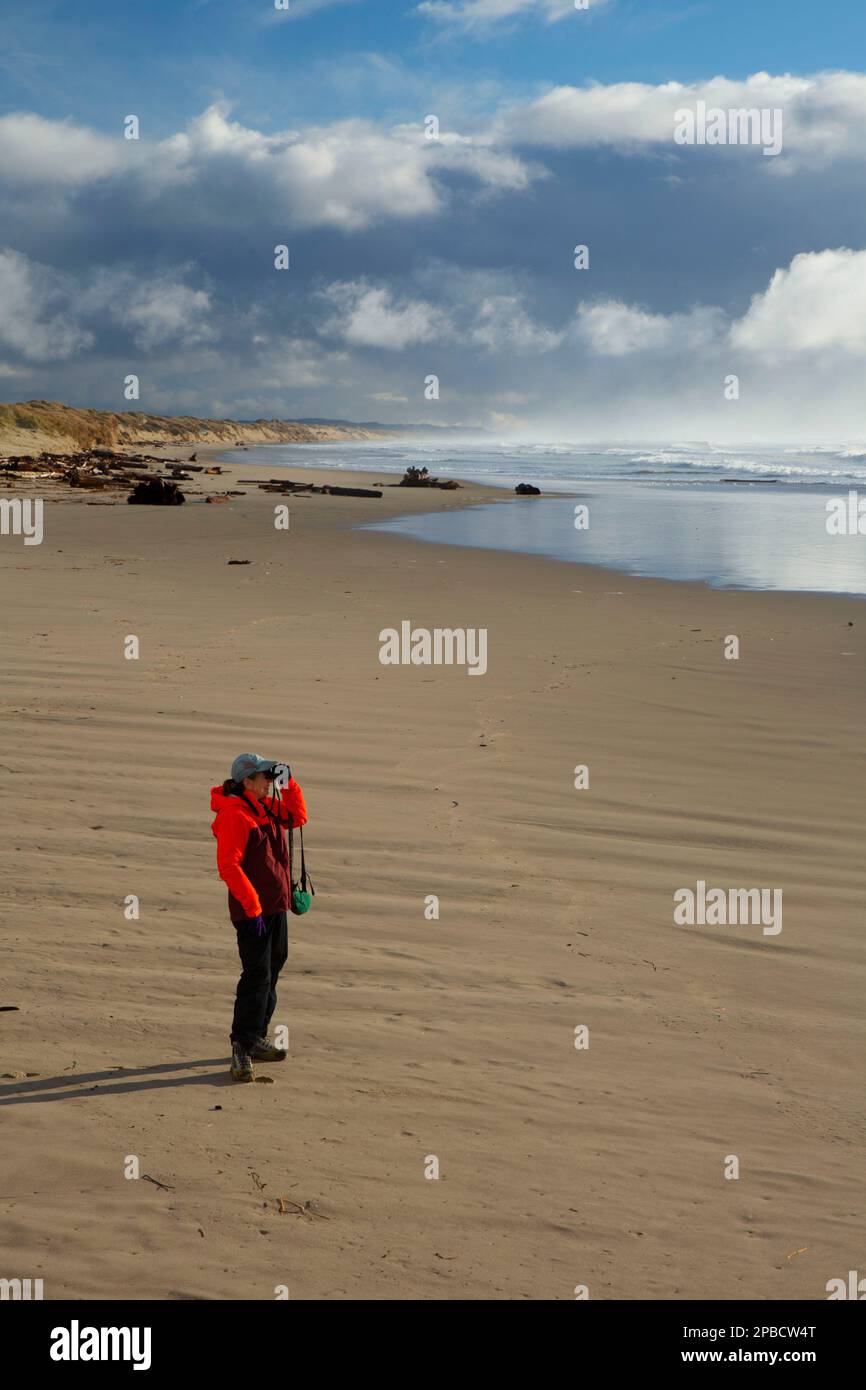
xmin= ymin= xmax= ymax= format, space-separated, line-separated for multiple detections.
xmin=237 ymin=914 xmax=267 ymax=937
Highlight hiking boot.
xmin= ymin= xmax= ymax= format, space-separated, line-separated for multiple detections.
xmin=230 ymin=1041 xmax=254 ymax=1082
xmin=250 ymin=1035 xmax=288 ymax=1062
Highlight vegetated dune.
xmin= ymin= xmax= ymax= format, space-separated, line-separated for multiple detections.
xmin=0 ymin=400 xmax=385 ymax=456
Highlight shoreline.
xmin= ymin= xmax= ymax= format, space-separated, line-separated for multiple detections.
xmin=7 ymin=436 xmax=863 ymax=598
xmin=5 ymin=435 xmax=866 ymax=605
xmin=210 ymin=443 xmax=866 ymax=599
xmin=219 ymin=446 xmax=866 ymax=601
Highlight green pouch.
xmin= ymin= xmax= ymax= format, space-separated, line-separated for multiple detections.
xmin=288 ymin=824 xmax=315 ymax=917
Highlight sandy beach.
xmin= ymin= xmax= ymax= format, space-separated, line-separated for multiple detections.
xmin=1 ymin=450 xmax=864 ymax=1301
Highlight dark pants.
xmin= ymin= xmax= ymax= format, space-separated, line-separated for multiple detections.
xmin=230 ymin=911 xmax=289 ymax=1050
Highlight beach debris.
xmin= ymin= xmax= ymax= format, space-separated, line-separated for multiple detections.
xmin=227 ymin=559 xmax=251 ymax=565
xmin=1 ymin=443 xmax=389 ymax=500
xmin=0 ymin=448 xmax=178 ymax=500
xmin=400 ymin=465 xmax=431 ymax=486
xmin=205 ymin=494 xmax=230 ymax=504
xmin=67 ymin=467 xmax=118 ymax=490
xmin=257 ymin=480 xmax=312 ymax=493
xmin=256 ymin=479 xmax=381 ymax=497
xmin=189 ymin=453 xmax=197 ymax=461
xmin=141 ymin=1174 xmax=174 ymax=1191
xmin=320 ymin=485 xmax=382 ymax=498
xmin=515 ymin=482 xmax=541 ymax=495
xmin=277 ymin=1197 xmax=329 ymax=1220
xmin=397 ymin=465 xmax=460 ymax=489
xmin=249 ymin=1169 xmax=267 ymax=1191
xmin=0 ymin=1005 xmax=20 ymax=1012
xmin=127 ymin=478 xmax=185 ymax=505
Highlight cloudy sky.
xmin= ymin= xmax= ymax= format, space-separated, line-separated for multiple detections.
xmin=0 ymin=0 xmax=864 ymax=439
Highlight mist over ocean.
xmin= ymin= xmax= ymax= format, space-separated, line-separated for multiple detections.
xmin=223 ymin=440 xmax=866 ymax=594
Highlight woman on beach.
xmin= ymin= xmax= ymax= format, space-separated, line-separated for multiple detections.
xmin=210 ymin=754 xmax=308 ymax=1083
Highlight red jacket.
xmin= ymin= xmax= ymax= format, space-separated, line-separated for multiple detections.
xmin=211 ymin=780 xmax=308 ymax=922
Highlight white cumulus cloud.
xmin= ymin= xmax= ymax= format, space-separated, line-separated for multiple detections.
xmin=471 ymin=294 xmax=564 ymax=352
xmin=0 ymin=103 xmax=538 ymax=233
xmin=495 ymin=71 xmax=866 ymax=166
xmin=0 ymin=248 xmax=93 ymax=360
xmin=731 ymin=248 xmax=866 ymax=357
xmin=321 ymin=281 xmax=452 ymax=349
xmin=0 ymin=251 xmax=218 ymax=361
xmin=572 ymin=250 xmax=866 ymax=364
xmin=0 ymin=113 xmax=124 ymax=187
xmin=573 ymin=300 xmax=724 ymax=355
xmin=123 ymin=278 xmax=215 ymax=351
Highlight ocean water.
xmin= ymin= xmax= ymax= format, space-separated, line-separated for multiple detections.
xmin=219 ymin=440 xmax=866 ymax=594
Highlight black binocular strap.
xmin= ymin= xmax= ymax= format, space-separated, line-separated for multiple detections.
xmin=288 ymin=823 xmax=315 ymax=898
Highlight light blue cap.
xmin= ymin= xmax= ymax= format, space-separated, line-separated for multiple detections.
xmin=231 ymin=752 xmax=277 ymax=783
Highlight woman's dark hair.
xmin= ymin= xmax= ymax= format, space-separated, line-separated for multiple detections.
xmin=221 ymin=775 xmax=281 ymax=826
